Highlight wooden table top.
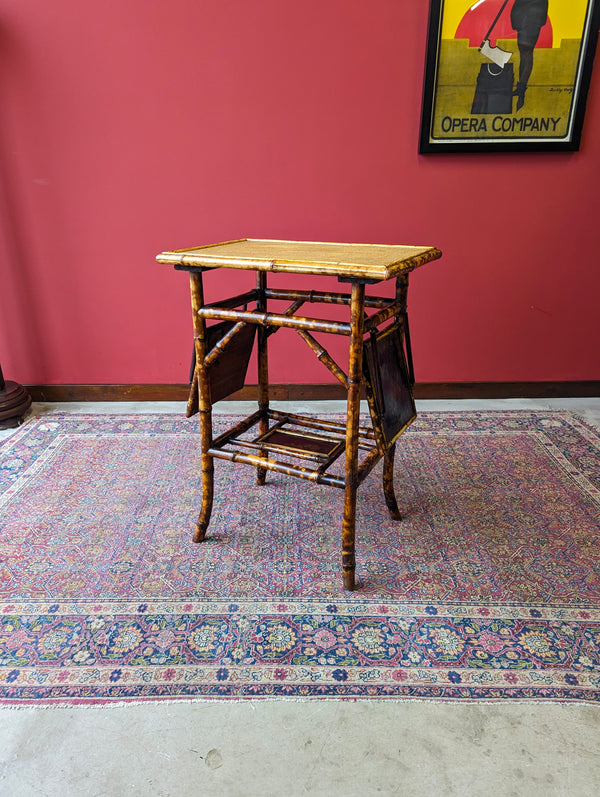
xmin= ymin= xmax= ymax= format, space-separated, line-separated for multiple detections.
xmin=156 ymin=238 xmax=442 ymax=281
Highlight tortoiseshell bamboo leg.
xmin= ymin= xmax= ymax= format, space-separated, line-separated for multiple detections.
xmin=256 ymin=271 xmax=269 ymax=485
xmin=383 ymin=443 xmax=402 ymax=520
xmin=378 ymin=273 xmax=410 ymax=522
xmin=341 ymin=281 xmax=365 ymax=591
xmin=186 ymin=368 xmax=199 ymax=418
xmin=190 ymin=271 xmax=214 ymax=542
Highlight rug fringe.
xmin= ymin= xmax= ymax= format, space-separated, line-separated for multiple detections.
xmin=0 ymin=695 xmax=595 ymax=711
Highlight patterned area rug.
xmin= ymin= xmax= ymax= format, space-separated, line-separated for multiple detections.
xmin=1 ymin=410 xmax=600 ymax=705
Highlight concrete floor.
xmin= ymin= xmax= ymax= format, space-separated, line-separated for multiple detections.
xmin=1 ymin=399 xmax=600 ymax=797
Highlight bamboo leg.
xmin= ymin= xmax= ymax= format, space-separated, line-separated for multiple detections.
xmin=383 ymin=443 xmax=402 ymax=520
xmin=378 ymin=274 xmax=410 ymax=521
xmin=189 ymin=272 xmax=214 ymax=542
xmin=341 ymin=281 xmax=365 ymax=591
xmin=256 ymin=271 xmax=269 ymax=485
xmin=186 ymin=368 xmax=199 ymax=418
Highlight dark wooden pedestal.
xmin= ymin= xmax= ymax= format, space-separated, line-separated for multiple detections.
xmin=0 ymin=367 xmax=32 ymax=429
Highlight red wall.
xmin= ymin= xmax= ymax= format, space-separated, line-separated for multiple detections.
xmin=1 ymin=1 xmax=599 ymax=386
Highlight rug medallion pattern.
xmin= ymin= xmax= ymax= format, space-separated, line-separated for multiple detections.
xmin=1 ymin=411 xmax=599 ymax=704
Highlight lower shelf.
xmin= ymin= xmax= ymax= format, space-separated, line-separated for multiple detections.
xmin=209 ymin=409 xmax=380 ymax=489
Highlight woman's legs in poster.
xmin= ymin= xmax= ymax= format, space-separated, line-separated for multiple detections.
xmin=514 ymin=27 xmax=542 ymax=110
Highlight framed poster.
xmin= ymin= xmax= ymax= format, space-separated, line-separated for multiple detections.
xmin=419 ymin=0 xmax=600 ymax=152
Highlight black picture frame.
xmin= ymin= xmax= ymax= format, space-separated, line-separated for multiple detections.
xmin=419 ymin=0 xmax=600 ymax=153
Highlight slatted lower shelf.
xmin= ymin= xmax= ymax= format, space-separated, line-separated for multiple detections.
xmin=209 ymin=410 xmax=380 ymax=488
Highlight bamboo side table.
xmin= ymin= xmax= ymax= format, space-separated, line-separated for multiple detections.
xmin=157 ymin=239 xmax=441 ymax=591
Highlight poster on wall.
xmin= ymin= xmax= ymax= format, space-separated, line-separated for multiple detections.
xmin=419 ymin=0 xmax=600 ymax=152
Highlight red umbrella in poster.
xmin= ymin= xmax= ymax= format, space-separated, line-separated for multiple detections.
xmin=455 ymin=0 xmax=553 ymax=49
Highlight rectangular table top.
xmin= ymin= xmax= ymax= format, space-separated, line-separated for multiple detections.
xmin=156 ymin=238 xmax=442 ymax=282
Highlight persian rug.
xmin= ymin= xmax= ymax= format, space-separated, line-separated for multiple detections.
xmin=1 ymin=410 xmax=600 ymax=705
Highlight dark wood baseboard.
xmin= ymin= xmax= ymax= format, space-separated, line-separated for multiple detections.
xmin=26 ymin=381 xmax=600 ymax=403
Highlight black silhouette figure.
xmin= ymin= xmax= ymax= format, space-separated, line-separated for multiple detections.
xmin=511 ymin=0 xmax=549 ymax=110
